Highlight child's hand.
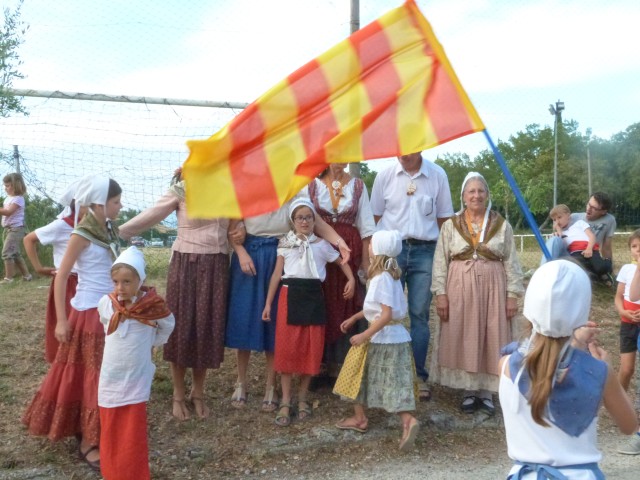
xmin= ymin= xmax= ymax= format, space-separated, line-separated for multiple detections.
xmin=262 ymin=306 xmax=271 ymax=322
xmin=582 ymin=248 xmax=593 ymax=258
xmin=343 ymin=278 xmax=355 ymax=299
xmin=628 ymin=310 xmax=640 ymax=323
xmin=340 ymin=316 xmax=355 ymax=333
xmin=588 ymin=342 xmax=609 ymax=363
xmin=573 ymin=321 xmax=600 ymax=349
xmin=55 ymin=317 xmax=71 ymax=343
xmin=350 ymin=332 xmax=369 ymax=346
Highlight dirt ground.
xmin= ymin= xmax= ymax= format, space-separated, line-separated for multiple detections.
xmin=0 ymin=276 xmax=638 ymax=480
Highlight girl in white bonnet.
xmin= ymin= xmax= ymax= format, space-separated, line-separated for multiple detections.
xmin=334 ymin=229 xmax=419 ymax=452
xmin=499 ymin=259 xmax=637 ymax=479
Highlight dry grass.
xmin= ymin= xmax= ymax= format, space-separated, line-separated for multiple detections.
xmin=0 ymin=240 xmax=635 ymax=479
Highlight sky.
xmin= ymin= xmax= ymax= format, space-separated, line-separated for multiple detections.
xmin=2 ymin=0 xmax=640 ymax=205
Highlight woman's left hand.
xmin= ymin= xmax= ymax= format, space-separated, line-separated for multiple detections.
xmin=506 ymin=297 xmax=518 ymax=320
xmin=337 ymin=239 xmax=351 ymax=265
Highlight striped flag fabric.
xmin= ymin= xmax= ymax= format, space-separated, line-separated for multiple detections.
xmin=184 ymin=0 xmax=485 ymax=219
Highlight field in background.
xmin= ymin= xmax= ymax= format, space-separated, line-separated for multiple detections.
xmin=0 ymin=240 xmax=637 ymax=479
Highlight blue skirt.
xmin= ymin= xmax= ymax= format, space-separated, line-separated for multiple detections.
xmin=225 ymin=235 xmax=279 ymax=352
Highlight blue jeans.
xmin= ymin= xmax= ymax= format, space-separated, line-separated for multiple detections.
xmin=397 ymin=241 xmax=435 ymax=382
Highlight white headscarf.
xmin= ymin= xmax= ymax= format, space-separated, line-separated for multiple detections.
xmin=113 ymin=246 xmax=146 ymax=288
xmin=72 ymin=174 xmax=111 ymax=225
xmin=459 ymin=171 xmax=492 ymax=244
xmin=56 ymin=178 xmax=82 ymax=220
xmin=524 ymin=259 xmax=591 ymax=338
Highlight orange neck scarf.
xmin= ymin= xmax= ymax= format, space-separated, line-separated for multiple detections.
xmin=106 ymin=286 xmax=172 ymax=335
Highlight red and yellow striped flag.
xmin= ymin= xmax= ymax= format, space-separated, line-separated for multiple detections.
xmin=184 ymin=0 xmax=484 ymax=218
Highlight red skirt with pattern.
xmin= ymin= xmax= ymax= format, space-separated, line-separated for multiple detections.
xmin=322 ymin=222 xmax=364 ymax=345
xmin=22 ymin=307 xmax=105 ymax=445
xmin=274 ymin=285 xmax=325 ymax=375
xmin=44 ymin=273 xmax=78 ymax=364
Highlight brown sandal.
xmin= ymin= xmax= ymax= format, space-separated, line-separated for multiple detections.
xmin=78 ymin=445 xmax=100 ymax=472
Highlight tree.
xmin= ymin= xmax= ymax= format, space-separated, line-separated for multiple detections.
xmin=0 ymin=0 xmax=28 ymax=117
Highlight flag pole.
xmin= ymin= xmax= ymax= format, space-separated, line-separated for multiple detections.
xmin=483 ymin=130 xmax=551 ymax=260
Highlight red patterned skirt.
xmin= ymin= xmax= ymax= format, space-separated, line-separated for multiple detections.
xmin=22 ymin=307 xmax=105 ymax=445
xmin=322 ymin=223 xmax=364 ymax=345
xmin=164 ymin=252 xmax=229 ymax=369
xmin=44 ymin=273 xmax=78 ymax=364
xmin=274 ymin=285 xmax=325 ymax=375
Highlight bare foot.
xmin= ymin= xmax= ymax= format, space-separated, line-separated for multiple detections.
xmin=172 ymin=398 xmax=190 ymax=421
xmin=335 ymin=416 xmax=368 ymax=433
xmin=190 ymin=396 xmax=210 ymax=419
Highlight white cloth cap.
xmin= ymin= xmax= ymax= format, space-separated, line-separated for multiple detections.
xmin=74 ymin=174 xmax=110 ymax=207
xmin=371 ymin=230 xmax=402 ymax=257
xmin=288 ymin=198 xmax=315 ymax=222
xmin=460 ymin=171 xmax=491 ymax=213
xmin=523 ymin=260 xmax=591 ymax=338
xmin=113 ymin=246 xmax=146 ymax=284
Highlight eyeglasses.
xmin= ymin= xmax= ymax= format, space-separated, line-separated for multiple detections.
xmin=586 ymin=202 xmax=603 ymax=211
xmin=293 ymin=215 xmax=314 ymax=223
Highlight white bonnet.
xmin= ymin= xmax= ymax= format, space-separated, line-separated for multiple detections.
xmin=288 ymin=198 xmax=315 ymax=222
xmin=523 ymin=260 xmax=591 ymax=338
xmin=460 ymin=171 xmax=491 ymax=212
xmin=113 ymin=246 xmax=146 ymax=284
xmin=74 ymin=174 xmax=110 ymax=207
xmin=372 ymin=230 xmax=402 ymax=257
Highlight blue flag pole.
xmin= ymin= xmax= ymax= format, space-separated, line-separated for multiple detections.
xmin=483 ymin=130 xmax=551 ymax=260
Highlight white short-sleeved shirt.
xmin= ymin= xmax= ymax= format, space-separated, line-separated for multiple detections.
xmin=570 ymin=212 xmax=616 ymax=248
xmin=1 ymin=195 xmax=25 ymax=227
xmin=97 ymin=294 xmax=175 ymax=407
xmin=500 ymin=359 xmax=602 ymax=479
xmin=70 ymin=242 xmax=114 ymax=310
xmin=364 ymin=272 xmax=410 ymax=344
xmin=562 ymin=219 xmax=591 ymax=250
xmin=278 ymin=238 xmax=339 ymax=282
xmin=370 ymin=160 xmax=453 ymax=241
xmin=617 ymin=263 xmax=640 ymax=304
xmin=35 ymin=219 xmax=75 ymax=270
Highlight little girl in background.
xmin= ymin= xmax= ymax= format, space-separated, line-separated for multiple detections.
xmin=1 ymin=172 xmax=32 ymax=283
xmin=23 ymin=183 xmax=84 ymax=363
xmin=262 ymin=199 xmax=355 ymax=426
xmin=333 ymin=229 xmax=419 ymax=452
xmin=98 ymin=247 xmax=174 ymax=480
xmin=499 ymin=260 xmax=637 ymax=478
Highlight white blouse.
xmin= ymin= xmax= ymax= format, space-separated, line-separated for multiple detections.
xmin=97 ymin=294 xmax=175 ymax=408
xmin=312 ymin=178 xmax=376 ymax=238
xmin=278 ymin=238 xmax=339 ymax=282
xmin=364 ymin=272 xmax=411 ymax=344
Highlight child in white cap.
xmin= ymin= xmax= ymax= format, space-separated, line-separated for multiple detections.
xmin=97 ymin=246 xmax=175 ymax=480
xmin=262 ymin=198 xmax=355 ymax=427
xmin=499 ymin=260 xmax=637 ymax=479
xmin=333 ymin=229 xmax=419 ymax=452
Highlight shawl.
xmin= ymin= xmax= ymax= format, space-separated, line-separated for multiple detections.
xmin=450 ymin=209 xmax=505 ymax=261
xmin=278 ymin=230 xmax=320 ymax=279
xmin=106 ymin=286 xmax=172 ymax=335
xmin=73 ymin=210 xmax=121 ymax=260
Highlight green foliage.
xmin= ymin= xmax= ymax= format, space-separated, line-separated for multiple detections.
xmin=0 ymin=0 xmax=28 ymax=117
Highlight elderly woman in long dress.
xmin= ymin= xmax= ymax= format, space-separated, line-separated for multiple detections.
xmin=431 ymin=172 xmax=524 ymax=415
